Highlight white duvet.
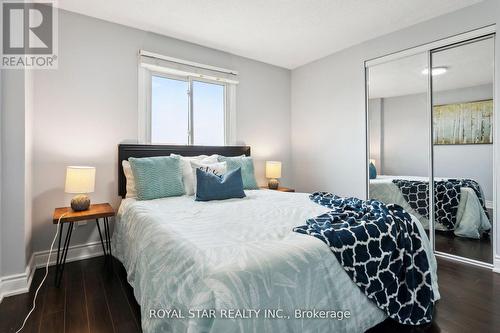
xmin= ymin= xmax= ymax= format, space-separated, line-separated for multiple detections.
xmin=114 ymin=189 xmax=439 ymax=333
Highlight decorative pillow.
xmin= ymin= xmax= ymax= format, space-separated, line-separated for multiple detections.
xmin=195 ymin=167 xmax=246 ymax=201
xmin=171 ymin=154 xmax=218 ymax=195
xmin=129 ymin=156 xmax=184 ymax=200
xmin=369 ymin=162 xmax=377 ymax=179
xmin=218 ymin=155 xmax=258 ymax=189
xmin=190 ymin=160 xmax=227 ymax=193
xmin=122 ymin=160 xmax=137 ymax=198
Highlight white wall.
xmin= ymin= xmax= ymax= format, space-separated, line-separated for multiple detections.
xmin=368 ymin=98 xmax=382 ymax=171
xmin=291 ymin=47 xmax=367 ymax=196
xmin=291 ymin=0 xmax=500 ymax=268
xmin=381 ymin=93 xmax=429 ymax=177
xmin=30 ymin=9 xmax=291 ymax=253
xmin=0 ymin=69 xmax=31 ymax=276
xmin=25 ymin=70 xmax=34 ymax=266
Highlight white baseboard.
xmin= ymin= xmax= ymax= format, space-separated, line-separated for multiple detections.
xmin=0 ymin=240 xmax=106 ymax=303
xmin=0 ymin=254 xmax=35 ymax=303
xmin=33 ymin=240 xmax=105 ymax=268
xmin=494 ymin=256 xmax=500 ymax=274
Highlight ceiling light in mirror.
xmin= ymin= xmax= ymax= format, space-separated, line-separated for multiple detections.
xmin=421 ymin=66 xmax=448 ymax=76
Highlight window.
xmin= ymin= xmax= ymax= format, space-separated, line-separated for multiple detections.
xmin=151 ymin=75 xmax=190 ymax=144
xmin=192 ymin=80 xmax=225 ymax=145
xmin=151 ymin=76 xmax=226 ymax=145
xmin=139 ymin=51 xmax=238 ymax=146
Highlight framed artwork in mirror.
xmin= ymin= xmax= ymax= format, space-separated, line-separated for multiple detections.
xmin=433 ymin=99 xmax=493 ymax=145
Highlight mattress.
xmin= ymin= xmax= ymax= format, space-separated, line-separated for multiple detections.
xmin=113 ymin=189 xmax=439 ymax=333
xmin=370 ymin=175 xmax=491 ymax=239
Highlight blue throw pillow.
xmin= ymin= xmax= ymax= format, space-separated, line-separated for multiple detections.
xmin=195 ymin=167 xmax=246 ymax=201
xmin=129 ymin=156 xmax=184 ymax=200
xmin=369 ymin=162 xmax=377 ymax=179
xmin=217 ymin=156 xmax=259 ymax=189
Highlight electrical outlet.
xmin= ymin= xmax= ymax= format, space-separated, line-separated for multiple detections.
xmin=73 ymin=221 xmax=87 ymax=229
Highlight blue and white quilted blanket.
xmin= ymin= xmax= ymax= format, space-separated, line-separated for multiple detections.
xmin=293 ymin=192 xmax=435 ymax=326
xmin=392 ymin=178 xmax=489 ymax=230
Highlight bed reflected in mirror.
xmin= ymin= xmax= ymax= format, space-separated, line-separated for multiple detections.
xmin=431 ymin=36 xmax=494 ymax=264
xmin=367 ymin=52 xmax=431 ymax=238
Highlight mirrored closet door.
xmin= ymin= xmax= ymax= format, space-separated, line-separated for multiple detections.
xmin=366 ymin=28 xmax=495 ymax=267
xmin=431 ymin=36 xmax=494 ymax=264
xmin=366 ymin=53 xmax=432 ymax=238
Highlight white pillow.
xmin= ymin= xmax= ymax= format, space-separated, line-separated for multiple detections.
xmin=171 ymin=154 xmax=219 ymax=195
xmin=190 ymin=161 xmax=227 ymax=194
xmin=122 ymin=160 xmax=137 ymax=198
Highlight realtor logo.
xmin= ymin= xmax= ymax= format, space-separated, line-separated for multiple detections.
xmin=1 ymin=0 xmax=58 ymax=69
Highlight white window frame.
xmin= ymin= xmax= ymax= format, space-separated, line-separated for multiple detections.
xmin=138 ymin=51 xmax=238 ymax=145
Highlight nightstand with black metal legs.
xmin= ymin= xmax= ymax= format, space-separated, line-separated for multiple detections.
xmin=52 ymin=203 xmax=115 ymax=287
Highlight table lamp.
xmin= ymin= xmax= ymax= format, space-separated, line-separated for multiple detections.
xmin=65 ymin=166 xmax=96 ymax=211
xmin=266 ymin=161 xmax=282 ymax=190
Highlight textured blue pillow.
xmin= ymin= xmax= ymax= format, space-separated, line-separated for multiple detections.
xmin=369 ymin=162 xmax=377 ymax=179
xmin=217 ymin=155 xmax=259 ymax=189
xmin=195 ymin=167 xmax=246 ymax=201
xmin=129 ymin=156 xmax=184 ymax=200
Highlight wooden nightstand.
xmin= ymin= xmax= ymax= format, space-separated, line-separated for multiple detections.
xmin=260 ymin=186 xmax=295 ymax=192
xmin=52 ymin=203 xmax=115 ymax=287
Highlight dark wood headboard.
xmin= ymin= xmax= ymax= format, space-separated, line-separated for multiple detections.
xmin=118 ymin=144 xmax=251 ymax=197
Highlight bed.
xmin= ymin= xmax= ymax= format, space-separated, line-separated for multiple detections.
xmin=113 ymin=145 xmax=440 ymax=333
xmin=370 ymin=175 xmax=491 ymax=239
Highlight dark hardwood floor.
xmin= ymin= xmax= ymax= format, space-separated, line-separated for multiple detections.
xmin=0 ymin=256 xmax=499 ymax=333
xmin=434 ymin=207 xmax=493 ymax=264
xmin=0 ymin=257 xmax=140 ymax=333
xmin=434 ymin=231 xmax=492 ymax=263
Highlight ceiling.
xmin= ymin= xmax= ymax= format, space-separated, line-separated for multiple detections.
xmin=56 ymin=0 xmax=482 ymax=69
xmin=368 ymin=37 xmax=494 ymax=99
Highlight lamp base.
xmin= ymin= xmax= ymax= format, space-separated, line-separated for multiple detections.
xmin=71 ymin=194 xmax=90 ymax=211
xmin=268 ymin=178 xmax=279 ymax=190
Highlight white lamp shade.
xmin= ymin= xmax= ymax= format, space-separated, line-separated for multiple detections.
xmin=65 ymin=166 xmax=96 ymax=194
xmin=265 ymin=161 xmax=282 ymax=179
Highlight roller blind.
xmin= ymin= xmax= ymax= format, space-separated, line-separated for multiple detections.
xmin=139 ymin=50 xmax=239 ymax=84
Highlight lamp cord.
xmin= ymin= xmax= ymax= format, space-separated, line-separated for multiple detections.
xmin=15 ymin=212 xmax=68 ymax=333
